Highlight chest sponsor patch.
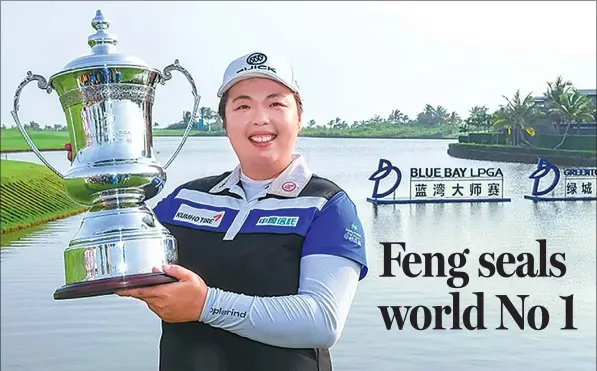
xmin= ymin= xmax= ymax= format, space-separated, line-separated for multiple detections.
xmin=173 ymin=203 xmax=225 ymax=227
xmin=256 ymin=216 xmax=299 ymax=227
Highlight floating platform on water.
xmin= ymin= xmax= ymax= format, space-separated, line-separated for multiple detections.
xmin=523 ymin=195 xmax=597 ymax=202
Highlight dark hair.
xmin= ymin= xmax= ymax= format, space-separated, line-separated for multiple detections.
xmin=218 ymin=90 xmax=303 ymax=130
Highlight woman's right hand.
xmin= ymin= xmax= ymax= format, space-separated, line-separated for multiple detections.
xmin=64 ymin=143 xmax=73 ymax=162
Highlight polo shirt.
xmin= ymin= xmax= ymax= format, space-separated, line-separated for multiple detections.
xmin=153 ymin=154 xmax=368 ymax=371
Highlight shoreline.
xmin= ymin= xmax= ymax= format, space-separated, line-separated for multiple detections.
xmin=0 ymin=160 xmax=87 ymax=235
xmin=0 ymin=148 xmax=66 ymax=154
xmin=0 ymin=135 xmax=457 ymax=154
xmin=447 ymin=143 xmax=597 ymax=167
xmin=1 ymin=209 xmax=85 ymax=235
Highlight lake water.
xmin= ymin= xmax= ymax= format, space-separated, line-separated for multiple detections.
xmin=1 ymin=137 xmax=595 ymax=371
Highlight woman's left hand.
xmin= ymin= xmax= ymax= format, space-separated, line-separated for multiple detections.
xmin=117 ymin=264 xmax=208 ymax=323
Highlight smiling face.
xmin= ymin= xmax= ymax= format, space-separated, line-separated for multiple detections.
xmin=221 ymin=77 xmax=302 ymax=180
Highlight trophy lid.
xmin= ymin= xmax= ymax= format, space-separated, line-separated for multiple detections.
xmin=57 ymin=10 xmax=155 ymax=73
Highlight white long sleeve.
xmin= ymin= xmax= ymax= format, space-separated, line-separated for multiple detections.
xmin=198 ymin=253 xmax=361 ymax=349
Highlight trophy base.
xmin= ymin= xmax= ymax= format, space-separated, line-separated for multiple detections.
xmin=53 ymin=272 xmax=178 ymax=300
xmin=56 ymin=190 xmax=179 ymax=300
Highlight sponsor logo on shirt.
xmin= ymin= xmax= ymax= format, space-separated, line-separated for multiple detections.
xmin=256 ymin=216 xmax=299 ymax=227
xmin=281 ymin=181 xmax=297 ymax=192
xmin=343 ymin=222 xmax=362 ymax=246
xmin=209 ymin=307 xmax=247 ymax=318
xmin=173 ymin=203 xmax=225 ymax=227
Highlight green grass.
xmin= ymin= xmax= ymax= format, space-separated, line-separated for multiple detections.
xmin=449 ymin=143 xmax=597 ymax=158
xmin=156 ymin=126 xmax=458 ymax=139
xmin=299 ymin=125 xmax=458 ymax=138
xmin=447 ymin=143 xmax=597 ymax=167
xmin=1 ymin=124 xmax=457 ymax=153
xmin=1 ymin=129 xmax=71 ymax=152
xmin=0 ymin=159 xmax=86 ymax=234
xmin=0 ymin=128 xmax=226 ymax=152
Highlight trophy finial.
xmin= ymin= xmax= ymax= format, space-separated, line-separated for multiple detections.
xmin=91 ymin=10 xmax=110 ymax=30
xmin=88 ymin=10 xmax=118 ymax=49
xmin=57 ymin=9 xmax=151 ymax=72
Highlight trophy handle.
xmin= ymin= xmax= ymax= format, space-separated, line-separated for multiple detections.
xmin=10 ymin=71 xmax=65 ymax=179
xmin=160 ymin=59 xmax=201 ymax=170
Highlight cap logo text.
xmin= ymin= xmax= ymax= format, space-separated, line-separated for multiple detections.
xmin=236 ymin=65 xmax=277 ymax=75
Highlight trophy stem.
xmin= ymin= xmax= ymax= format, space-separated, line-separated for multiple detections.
xmin=89 ymin=188 xmax=146 ymax=211
xmin=53 ymin=188 xmax=179 ymax=300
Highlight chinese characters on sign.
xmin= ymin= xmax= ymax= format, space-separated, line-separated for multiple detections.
xmin=409 ymin=167 xmax=505 ymax=200
xmin=563 ymin=170 xmax=596 ymax=197
xmin=366 ymin=159 xmax=511 ymax=204
xmin=411 ymin=181 xmax=503 ymax=198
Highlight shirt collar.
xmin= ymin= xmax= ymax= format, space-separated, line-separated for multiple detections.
xmin=209 ymin=153 xmax=312 ymax=198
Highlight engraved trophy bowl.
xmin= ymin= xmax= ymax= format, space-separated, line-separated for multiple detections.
xmin=10 ymin=10 xmax=200 ymax=300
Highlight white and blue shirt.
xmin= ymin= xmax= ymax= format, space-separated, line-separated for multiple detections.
xmin=153 ymin=153 xmax=368 ymax=371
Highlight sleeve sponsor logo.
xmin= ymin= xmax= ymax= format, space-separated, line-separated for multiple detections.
xmin=344 ymin=222 xmax=362 ymax=246
xmin=209 ymin=307 xmax=247 ymax=318
xmin=173 ymin=203 xmax=225 ymax=227
xmin=256 ymin=216 xmax=299 ymax=227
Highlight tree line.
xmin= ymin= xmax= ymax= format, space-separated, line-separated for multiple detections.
xmin=300 ymin=76 xmax=595 ymax=141
xmin=5 ymin=75 xmax=594 ymax=147
xmin=163 ymin=75 xmax=595 ymax=143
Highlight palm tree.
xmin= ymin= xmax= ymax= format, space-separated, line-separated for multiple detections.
xmin=388 ymin=109 xmax=407 ymax=125
xmin=543 ymin=76 xmax=574 ymax=133
xmin=465 ymin=106 xmax=491 ymax=132
xmin=416 ymin=105 xmax=448 ymax=126
xmin=493 ymin=90 xmax=541 ymax=147
xmin=548 ymin=89 xmax=595 ymax=149
xmin=199 ymin=107 xmax=216 ymax=131
xmin=444 ymin=111 xmax=461 ymax=132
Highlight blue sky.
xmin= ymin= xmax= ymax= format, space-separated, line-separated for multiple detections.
xmin=1 ymin=1 xmax=595 ymax=128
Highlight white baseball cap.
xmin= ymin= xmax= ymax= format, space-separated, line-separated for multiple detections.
xmin=217 ymin=51 xmax=300 ymax=98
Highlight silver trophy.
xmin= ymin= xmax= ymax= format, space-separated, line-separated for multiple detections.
xmin=10 ymin=10 xmax=199 ymax=300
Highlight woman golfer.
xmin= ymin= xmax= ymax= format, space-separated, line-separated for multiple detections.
xmin=68 ymin=50 xmax=368 ymax=371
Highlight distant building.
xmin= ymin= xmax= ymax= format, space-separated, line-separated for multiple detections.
xmin=579 ymin=88 xmax=597 ymax=107
xmin=533 ymin=88 xmax=596 ymax=135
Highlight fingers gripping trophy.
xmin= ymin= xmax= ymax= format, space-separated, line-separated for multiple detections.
xmin=10 ymin=10 xmax=200 ymax=300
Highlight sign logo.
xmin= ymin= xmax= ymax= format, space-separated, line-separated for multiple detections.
xmin=369 ymin=159 xmax=402 ymax=199
xmin=524 ymin=158 xmax=596 ymax=202
xmin=529 ymin=158 xmax=561 ymax=196
xmin=281 ymin=181 xmax=297 ymax=192
xmin=173 ymin=204 xmax=225 ymax=227
xmin=246 ymin=52 xmax=267 ymax=65
xmin=366 ymin=158 xmax=510 ymax=204
xmin=256 ymin=216 xmax=299 ymax=227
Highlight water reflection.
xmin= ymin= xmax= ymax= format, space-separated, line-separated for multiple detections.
xmin=1 ymin=137 xmax=595 ymax=371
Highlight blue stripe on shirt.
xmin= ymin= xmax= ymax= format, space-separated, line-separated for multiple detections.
xmin=301 ymin=191 xmax=368 ymax=280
